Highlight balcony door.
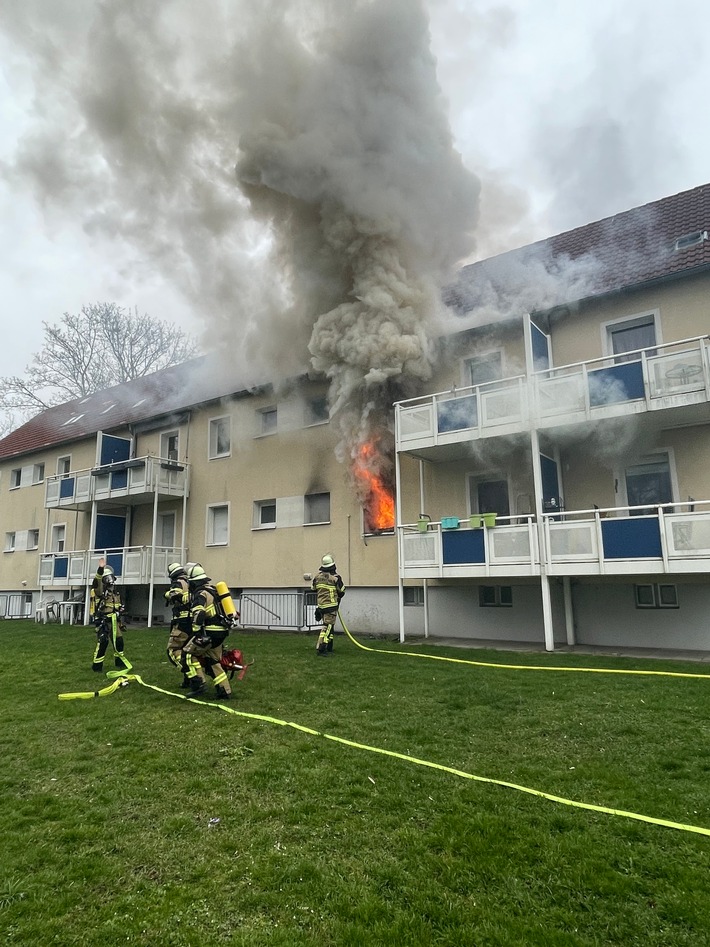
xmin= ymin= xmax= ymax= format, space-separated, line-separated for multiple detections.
xmin=469 ymin=476 xmax=510 ymax=517
xmin=623 ymin=452 xmax=674 ymax=515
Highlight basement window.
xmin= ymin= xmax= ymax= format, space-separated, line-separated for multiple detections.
xmin=634 ymin=583 xmax=679 ymax=608
xmin=403 ymin=586 xmax=424 ymax=606
xmin=479 ymin=585 xmax=513 ymax=607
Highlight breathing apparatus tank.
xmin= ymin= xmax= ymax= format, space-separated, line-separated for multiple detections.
xmin=214 ymin=581 xmax=238 ymax=624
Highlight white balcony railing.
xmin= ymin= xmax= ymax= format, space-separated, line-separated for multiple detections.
xmin=45 ymin=455 xmax=189 ymax=508
xmin=38 ymin=546 xmax=186 ymax=587
xmin=395 ymin=335 xmax=710 ymax=450
xmin=398 ymin=501 xmax=710 ymax=577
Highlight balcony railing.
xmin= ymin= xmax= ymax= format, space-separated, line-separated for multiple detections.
xmin=395 ymin=335 xmax=710 ymax=450
xmin=398 ymin=514 xmax=539 ymax=578
xmin=398 ymin=500 xmax=710 ymax=577
xmin=45 ymin=455 xmax=189 ymax=509
xmin=38 ymin=546 xmax=186 ymax=587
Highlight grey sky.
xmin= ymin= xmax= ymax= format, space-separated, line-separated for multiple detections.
xmin=0 ymin=0 xmax=708 ymax=382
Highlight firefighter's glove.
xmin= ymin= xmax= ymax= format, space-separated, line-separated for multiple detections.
xmin=194 ymin=636 xmax=211 ymax=648
xmin=314 ymin=607 xmax=322 ymax=621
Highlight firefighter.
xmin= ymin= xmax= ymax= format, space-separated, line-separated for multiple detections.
xmin=90 ymin=558 xmax=131 ymax=673
xmin=312 ymin=553 xmax=345 ymax=655
xmin=164 ymin=562 xmax=196 ymax=689
xmin=183 ymin=564 xmax=233 ymax=699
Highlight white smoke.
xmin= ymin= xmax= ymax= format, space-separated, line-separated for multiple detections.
xmin=0 ymin=0 xmax=481 ymax=491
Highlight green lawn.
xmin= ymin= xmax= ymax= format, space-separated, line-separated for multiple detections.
xmin=2 ymin=620 xmax=710 ymax=946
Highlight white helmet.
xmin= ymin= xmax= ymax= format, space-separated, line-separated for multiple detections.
xmin=321 ymin=554 xmax=335 ymax=569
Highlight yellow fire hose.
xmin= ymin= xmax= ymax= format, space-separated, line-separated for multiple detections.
xmin=58 ymin=664 xmax=710 ymax=838
xmin=336 ymin=610 xmax=710 ymax=680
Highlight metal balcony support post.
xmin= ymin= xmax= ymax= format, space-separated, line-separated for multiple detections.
xmin=531 ymin=427 xmax=555 ymax=651
xmin=419 ymin=459 xmax=429 ymax=640
xmin=147 ymin=486 xmax=160 ymax=628
xmin=563 ymin=576 xmax=575 ymax=645
xmin=395 ymin=449 xmax=406 ymax=643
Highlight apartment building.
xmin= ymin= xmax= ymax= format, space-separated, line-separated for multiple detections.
xmin=396 ymin=183 xmax=710 ymax=651
xmin=1 ymin=182 xmax=709 ymax=651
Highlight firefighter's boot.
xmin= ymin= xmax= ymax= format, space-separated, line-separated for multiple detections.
xmin=189 ymin=678 xmax=207 ymax=698
xmin=215 ymin=685 xmax=233 ymax=700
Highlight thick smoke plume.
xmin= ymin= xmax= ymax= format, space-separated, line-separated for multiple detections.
xmin=0 ymin=0 xmax=480 ymax=499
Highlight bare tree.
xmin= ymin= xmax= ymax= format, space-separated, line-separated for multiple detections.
xmin=0 ymin=303 xmax=197 ymax=429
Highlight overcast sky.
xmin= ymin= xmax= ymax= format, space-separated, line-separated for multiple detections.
xmin=0 ymin=0 xmax=708 ymax=381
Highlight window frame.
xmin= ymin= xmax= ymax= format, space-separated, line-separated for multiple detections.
xmin=51 ymin=523 xmax=66 ymax=553
xmin=253 ymin=499 xmax=277 ymax=529
xmin=27 ymin=529 xmax=40 ymax=550
xmin=601 ymin=310 xmax=661 ymax=363
xmin=4 ymin=531 xmax=16 ymax=552
xmin=208 ymin=415 xmax=232 ymax=460
xmin=304 ymin=492 xmax=331 ymax=526
xmin=463 ymin=349 xmax=504 ymax=389
xmin=305 ymin=396 xmax=329 ymax=427
xmin=258 ymin=407 xmax=278 ymax=437
xmin=479 ymin=585 xmax=513 ymax=607
xmin=10 ymin=468 xmax=21 ymax=489
xmin=634 ymin=583 xmax=679 ymax=609
xmin=32 ymin=463 xmax=45 ymax=484
xmin=205 ymin=503 xmax=230 ymax=546
xmin=161 ymin=430 xmax=180 ymax=462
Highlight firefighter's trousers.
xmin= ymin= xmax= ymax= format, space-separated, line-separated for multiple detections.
xmin=184 ymin=630 xmax=231 ymax=695
xmin=92 ymin=613 xmax=130 ymax=671
xmin=316 ymin=609 xmax=337 ymax=653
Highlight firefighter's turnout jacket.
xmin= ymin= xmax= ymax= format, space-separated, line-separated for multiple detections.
xmin=312 ymin=569 xmax=345 ymax=615
xmin=184 ymin=584 xmax=232 ymax=696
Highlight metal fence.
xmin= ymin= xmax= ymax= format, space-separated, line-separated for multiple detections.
xmin=238 ymin=590 xmax=318 ymax=629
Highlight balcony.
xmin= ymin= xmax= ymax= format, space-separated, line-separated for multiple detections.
xmin=399 ymin=514 xmax=540 ymax=580
xmin=38 ymin=545 xmax=186 ymax=588
xmin=398 ymin=501 xmax=710 ymax=579
xmin=395 ymin=335 xmax=710 ymax=455
xmin=45 ymin=455 xmax=189 ymax=511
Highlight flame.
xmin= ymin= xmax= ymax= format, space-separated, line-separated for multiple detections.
xmin=353 ymin=441 xmax=395 ymax=532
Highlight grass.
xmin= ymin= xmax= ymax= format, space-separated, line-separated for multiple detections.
xmin=2 ymin=620 xmax=710 ymax=945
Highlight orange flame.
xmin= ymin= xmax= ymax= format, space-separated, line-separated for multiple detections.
xmin=353 ymin=442 xmax=395 ymax=532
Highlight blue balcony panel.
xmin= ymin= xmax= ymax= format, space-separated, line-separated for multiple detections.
xmin=601 ymin=518 xmax=662 ymax=559
xmin=588 ymin=361 xmax=644 ymax=406
xmin=442 ymin=529 xmax=486 ymax=565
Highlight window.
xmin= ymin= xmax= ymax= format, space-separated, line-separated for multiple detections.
xmin=51 ymin=524 xmax=66 ymax=553
xmin=469 ymin=475 xmax=511 ymax=517
xmin=305 ymin=396 xmax=329 ymax=426
xmin=57 ymin=456 xmax=71 ymax=477
xmin=304 ymin=492 xmax=330 ymax=525
xmin=465 ymin=351 xmax=503 ymax=388
xmin=206 ymin=504 xmax=229 ymax=545
xmin=209 ymin=416 xmax=231 ymax=458
xmin=27 ymin=529 xmax=39 ymax=550
xmin=10 ymin=469 xmax=21 ymax=489
xmin=32 ymin=463 xmax=45 ymax=484
xmin=479 ymin=586 xmax=513 ymax=607
xmin=634 ymin=584 xmax=679 ymax=609
xmin=260 ymin=407 xmax=277 ymax=435
xmin=254 ymin=499 xmax=276 ymax=528
xmin=624 ymin=452 xmax=674 ymax=515
xmin=161 ymin=431 xmax=179 ymax=462
xmin=403 ymin=586 xmax=424 ymax=606
xmin=4 ymin=532 xmax=15 ymax=552
xmin=604 ymin=314 xmax=658 ymax=363
xmin=157 ymin=512 xmax=175 ymax=547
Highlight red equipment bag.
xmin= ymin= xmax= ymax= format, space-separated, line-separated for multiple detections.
xmin=219 ymin=648 xmax=253 ymax=681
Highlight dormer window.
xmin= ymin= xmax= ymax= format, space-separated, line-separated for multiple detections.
xmin=673 ymin=230 xmax=707 ymax=251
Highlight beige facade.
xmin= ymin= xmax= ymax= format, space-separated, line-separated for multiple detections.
xmin=2 ymin=185 xmax=710 ymax=649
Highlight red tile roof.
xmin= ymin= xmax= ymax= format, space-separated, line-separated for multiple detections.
xmin=0 ymin=355 xmax=253 ymax=461
xmin=448 ymin=182 xmax=710 ymax=314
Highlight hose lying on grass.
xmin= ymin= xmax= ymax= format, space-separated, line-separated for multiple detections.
xmin=58 ymin=670 xmax=710 ymax=839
